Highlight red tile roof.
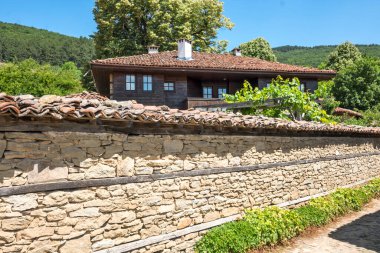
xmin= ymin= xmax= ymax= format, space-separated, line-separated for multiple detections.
xmin=91 ymin=51 xmax=335 ymax=76
xmin=1 ymin=92 xmax=379 ymax=136
xmin=334 ymin=107 xmax=363 ymax=118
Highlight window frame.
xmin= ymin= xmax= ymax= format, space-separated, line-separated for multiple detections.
xmin=143 ymin=75 xmax=153 ymax=91
xmin=203 ymin=86 xmax=213 ymax=99
xmin=164 ymin=82 xmax=175 ymax=92
xmin=217 ymin=87 xmax=227 ymax=99
xmin=299 ymin=83 xmax=306 ymax=92
xmin=125 ymin=74 xmax=136 ymax=91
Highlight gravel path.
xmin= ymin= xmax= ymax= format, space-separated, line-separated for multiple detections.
xmin=276 ymin=198 xmax=380 ymax=253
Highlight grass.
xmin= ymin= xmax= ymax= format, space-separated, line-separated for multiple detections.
xmin=195 ymin=178 xmax=380 ymax=253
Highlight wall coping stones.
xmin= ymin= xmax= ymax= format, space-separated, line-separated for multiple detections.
xmin=1 ymin=92 xmax=380 ymax=137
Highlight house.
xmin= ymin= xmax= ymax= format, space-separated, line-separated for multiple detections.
xmin=91 ymin=39 xmax=335 ymax=109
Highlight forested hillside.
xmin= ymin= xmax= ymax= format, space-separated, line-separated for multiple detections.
xmin=274 ymin=45 xmax=380 ymax=67
xmin=0 ymin=22 xmax=95 ymax=68
xmin=1 ymin=21 xmax=379 ymax=70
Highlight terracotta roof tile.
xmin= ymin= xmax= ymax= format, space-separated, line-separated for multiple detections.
xmin=0 ymin=92 xmax=379 ymax=136
xmin=334 ymin=107 xmax=363 ymax=118
xmin=91 ymin=51 xmax=335 ymax=75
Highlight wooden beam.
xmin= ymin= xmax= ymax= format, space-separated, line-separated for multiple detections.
xmin=0 ymin=151 xmax=378 ymax=197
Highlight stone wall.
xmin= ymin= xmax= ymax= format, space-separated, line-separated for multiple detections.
xmin=0 ymin=130 xmax=379 ymax=253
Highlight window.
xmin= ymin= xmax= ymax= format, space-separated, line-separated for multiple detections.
xmin=164 ymin=82 xmax=175 ymax=91
xmin=126 ymin=74 xmax=135 ymax=91
xmin=299 ymin=83 xmax=305 ymax=92
xmin=203 ymin=87 xmax=212 ymax=98
xmin=218 ymin=87 xmax=227 ymax=98
xmin=143 ymin=75 xmax=153 ymax=91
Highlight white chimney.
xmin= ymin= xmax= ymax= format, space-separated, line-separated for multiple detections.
xmin=177 ymin=39 xmax=192 ymax=60
xmin=148 ymin=45 xmax=159 ymax=54
xmin=232 ymin=48 xmax=241 ymax=56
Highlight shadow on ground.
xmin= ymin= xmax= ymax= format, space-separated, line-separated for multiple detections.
xmin=329 ymin=210 xmax=380 ymax=252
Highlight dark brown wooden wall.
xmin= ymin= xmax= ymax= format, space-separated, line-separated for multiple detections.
xmin=112 ymin=72 xmax=188 ymax=108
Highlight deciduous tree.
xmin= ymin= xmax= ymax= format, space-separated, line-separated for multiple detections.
xmin=93 ymin=0 xmax=234 ymax=58
xmin=325 ymin=42 xmax=362 ymax=71
xmin=332 ymin=57 xmax=380 ymax=110
xmin=239 ymin=37 xmax=277 ymax=61
xmin=0 ymin=59 xmax=84 ymax=96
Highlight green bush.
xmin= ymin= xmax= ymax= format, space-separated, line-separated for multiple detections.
xmin=195 ymin=178 xmax=380 ymax=253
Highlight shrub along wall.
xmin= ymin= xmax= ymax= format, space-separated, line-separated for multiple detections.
xmin=0 ymin=122 xmax=380 ymax=252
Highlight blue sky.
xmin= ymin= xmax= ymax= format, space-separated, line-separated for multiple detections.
xmin=1 ymin=0 xmax=379 ymax=48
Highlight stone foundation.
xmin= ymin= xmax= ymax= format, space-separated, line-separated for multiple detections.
xmin=0 ymin=131 xmax=379 ymax=252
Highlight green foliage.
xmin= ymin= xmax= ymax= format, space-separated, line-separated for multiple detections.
xmin=93 ymin=0 xmax=234 ymax=58
xmin=240 ymin=37 xmax=277 ymax=61
xmin=273 ymin=44 xmax=380 ymax=68
xmin=195 ymin=178 xmax=380 ymax=253
xmin=210 ymin=40 xmax=230 ymax=54
xmin=0 ymin=22 xmax=95 ymax=91
xmin=0 ymin=22 xmax=94 ymax=68
xmin=224 ymin=76 xmax=330 ymax=123
xmin=338 ymin=106 xmax=380 ymax=127
xmin=332 ymin=57 xmax=380 ymax=111
xmin=314 ymin=80 xmax=340 ymax=114
xmin=325 ymin=42 xmax=362 ymax=71
xmin=0 ymin=59 xmax=84 ymax=96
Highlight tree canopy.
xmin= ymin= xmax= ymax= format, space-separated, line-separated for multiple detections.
xmin=239 ymin=37 xmax=277 ymax=61
xmin=324 ymin=42 xmax=362 ymax=71
xmin=273 ymin=44 xmax=380 ymax=68
xmin=332 ymin=57 xmax=380 ymax=111
xmin=0 ymin=59 xmax=84 ymax=96
xmin=93 ymin=0 xmax=234 ymax=58
xmin=0 ymin=22 xmax=95 ymax=68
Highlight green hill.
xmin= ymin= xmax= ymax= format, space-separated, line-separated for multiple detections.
xmin=0 ymin=22 xmax=95 ymax=68
xmin=274 ymin=44 xmax=380 ymax=67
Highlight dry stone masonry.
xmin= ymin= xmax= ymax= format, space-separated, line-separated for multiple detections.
xmin=0 ymin=93 xmax=379 ymax=252
xmin=0 ymin=130 xmax=379 ymax=253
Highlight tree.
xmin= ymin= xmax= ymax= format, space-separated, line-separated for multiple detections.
xmin=325 ymin=42 xmax=362 ymax=71
xmin=93 ymin=0 xmax=234 ymax=58
xmin=314 ymin=80 xmax=340 ymax=114
xmin=0 ymin=59 xmax=84 ymax=96
xmin=224 ymin=76 xmax=330 ymax=122
xmin=239 ymin=37 xmax=277 ymax=61
xmin=332 ymin=57 xmax=380 ymax=111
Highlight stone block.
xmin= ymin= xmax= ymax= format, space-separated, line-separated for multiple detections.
xmin=109 ymin=211 xmax=136 ymax=224
xmin=43 ymin=191 xmax=69 ymax=207
xmin=221 ymin=207 xmax=240 ymax=217
xmin=163 ymin=140 xmax=183 ymax=153
xmin=28 ymin=164 xmax=68 ymax=184
xmin=74 ymin=215 xmax=110 ymax=230
xmin=4 ymin=193 xmax=38 ymax=211
xmin=69 ymin=208 xmax=101 ymax=218
xmin=60 ymin=234 xmax=91 ymax=253
xmin=0 ymin=140 xmax=6 ymax=158
xmin=135 ymin=167 xmax=153 ymax=175
xmin=17 ymin=227 xmax=54 ymax=240
xmin=47 ymin=209 xmax=67 ymax=221
xmin=92 ymin=239 xmax=115 ymax=251
xmin=203 ymin=211 xmax=221 ymax=222
xmin=117 ymin=157 xmax=135 ymax=177
xmin=177 ymin=217 xmax=192 ymax=229
xmin=84 ymin=164 xmax=115 ymax=179
xmin=0 ymin=231 xmax=15 ymax=244
xmin=78 ymin=139 xmax=101 ymax=148
xmin=68 ymin=190 xmax=96 ymax=203
xmin=2 ymin=217 xmax=30 ymax=231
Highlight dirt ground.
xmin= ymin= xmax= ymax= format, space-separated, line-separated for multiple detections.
xmin=254 ymin=198 xmax=380 ymax=253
